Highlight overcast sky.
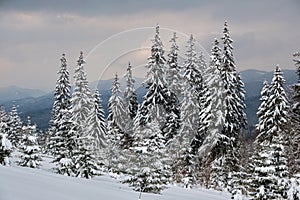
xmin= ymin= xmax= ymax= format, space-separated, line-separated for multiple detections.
xmin=0 ymin=0 xmax=299 ymax=91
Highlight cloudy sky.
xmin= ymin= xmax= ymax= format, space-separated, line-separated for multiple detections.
xmin=0 ymin=0 xmax=299 ymax=91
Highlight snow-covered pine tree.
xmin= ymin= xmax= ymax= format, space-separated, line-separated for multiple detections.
xmin=137 ymin=24 xmax=170 ymax=131
xmin=166 ymin=32 xmax=182 ymax=99
xmin=71 ymin=51 xmax=93 ymax=137
xmin=255 ymin=81 xmax=270 ymax=144
xmin=18 ymin=117 xmax=42 ymax=168
xmin=123 ymin=62 xmax=138 ymax=121
xmin=86 ymin=89 xmax=107 ymax=162
xmin=265 ymin=66 xmax=289 ymax=140
xmin=248 ymin=65 xmax=290 ymax=199
xmin=106 ymin=74 xmax=130 ymax=173
xmin=197 ymin=39 xmax=225 ymax=168
xmin=289 ymin=52 xmax=300 ymax=175
xmin=73 ymin=134 xmax=102 ymax=179
xmin=124 ymin=119 xmax=171 ymax=193
xmin=7 ymin=105 xmax=23 ymax=147
xmin=49 ymin=54 xmax=71 ymax=132
xmin=51 ymin=109 xmax=77 ymax=176
xmin=0 ymin=128 xmax=12 ymax=166
xmin=107 ymin=73 xmax=129 ymax=149
xmin=48 ymin=54 xmax=71 ymax=153
xmin=207 ymin=22 xmax=247 ymax=193
xmin=171 ymin=35 xmax=202 ymax=186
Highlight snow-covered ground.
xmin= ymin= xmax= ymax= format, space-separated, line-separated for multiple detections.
xmin=0 ymin=165 xmax=230 ymax=200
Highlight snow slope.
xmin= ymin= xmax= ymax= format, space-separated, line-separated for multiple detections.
xmin=0 ymin=166 xmax=230 ymax=200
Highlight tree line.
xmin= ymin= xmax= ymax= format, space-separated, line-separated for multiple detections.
xmin=1 ymin=22 xmax=300 ymax=199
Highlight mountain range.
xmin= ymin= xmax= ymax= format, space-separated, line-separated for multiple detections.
xmin=0 ymin=69 xmax=297 ymax=132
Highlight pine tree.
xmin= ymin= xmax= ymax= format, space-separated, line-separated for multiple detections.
xmin=248 ymin=65 xmax=290 ymax=199
xmin=171 ymin=35 xmax=203 ymax=186
xmin=107 ymin=73 xmax=129 ymax=149
xmin=138 ymin=24 xmax=169 ymax=130
xmin=125 ymin=119 xmax=171 ymax=193
xmin=7 ymin=105 xmax=23 ymax=147
xmin=51 ymin=109 xmax=77 ymax=176
xmin=49 ymin=53 xmax=71 ymax=134
xmin=166 ymin=32 xmax=182 ymax=99
xmin=71 ymin=51 xmax=93 ymax=136
xmin=73 ymin=134 xmax=102 ymax=179
xmin=86 ymin=89 xmax=107 ymax=161
xmin=123 ymin=63 xmax=138 ymax=121
xmin=289 ymin=52 xmax=300 ymax=175
xmin=256 ymin=81 xmax=270 ymax=144
xmin=48 ymin=54 xmax=71 ymax=153
xmin=18 ymin=117 xmax=42 ymax=168
xmin=0 ymin=129 xmax=12 ymax=166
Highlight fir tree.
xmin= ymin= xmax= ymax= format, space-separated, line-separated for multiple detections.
xmin=71 ymin=51 xmax=93 ymax=136
xmin=18 ymin=117 xmax=42 ymax=168
xmin=123 ymin=63 xmax=138 ymax=120
xmin=7 ymin=105 xmax=22 ymax=147
xmin=0 ymin=130 xmax=12 ymax=166
xmin=248 ymin=65 xmax=290 ymax=199
xmin=256 ymin=81 xmax=270 ymax=144
xmin=107 ymin=73 xmax=129 ymax=149
xmin=51 ymin=109 xmax=77 ymax=176
xmin=49 ymin=53 xmax=71 ymax=134
xmin=138 ymin=24 xmax=169 ymax=130
xmin=125 ymin=119 xmax=171 ymax=193
xmin=289 ymin=52 xmax=300 ymax=175
xmin=73 ymin=134 xmax=102 ymax=179
xmin=86 ymin=89 xmax=107 ymax=161
xmin=166 ymin=32 xmax=182 ymax=99
xmin=48 ymin=54 xmax=71 ymax=153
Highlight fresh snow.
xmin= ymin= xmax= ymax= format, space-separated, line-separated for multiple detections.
xmin=0 ymin=165 xmax=230 ymax=200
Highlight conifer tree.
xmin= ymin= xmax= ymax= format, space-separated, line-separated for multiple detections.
xmin=125 ymin=119 xmax=171 ymax=193
xmin=289 ymin=52 xmax=300 ymax=175
xmin=73 ymin=134 xmax=102 ymax=179
xmin=0 ymin=130 xmax=12 ymax=166
xmin=49 ymin=53 xmax=71 ymax=135
xmin=248 ymin=65 xmax=290 ymax=199
xmin=124 ymin=63 xmax=138 ymax=121
xmin=7 ymin=105 xmax=22 ymax=147
xmin=255 ymin=81 xmax=270 ymax=144
xmin=138 ymin=24 xmax=169 ymax=130
xmin=171 ymin=35 xmax=202 ymax=186
xmin=166 ymin=32 xmax=182 ymax=98
xmin=48 ymin=54 xmax=71 ymax=153
xmin=86 ymin=89 xmax=107 ymax=161
xmin=107 ymin=73 xmax=129 ymax=149
xmin=18 ymin=117 xmax=42 ymax=168
xmin=71 ymin=51 xmax=93 ymax=136
xmin=51 ymin=109 xmax=77 ymax=176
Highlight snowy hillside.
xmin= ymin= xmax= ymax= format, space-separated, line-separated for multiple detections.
xmin=0 ymin=166 xmax=230 ymax=200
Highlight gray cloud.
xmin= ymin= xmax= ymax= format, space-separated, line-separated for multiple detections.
xmin=0 ymin=0 xmax=299 ymax=90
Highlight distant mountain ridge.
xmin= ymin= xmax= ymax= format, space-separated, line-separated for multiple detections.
xmin=0 ymin=86 xmax=46 ymax=104
xmin=1 ymin=69 xmax=297 ymax=132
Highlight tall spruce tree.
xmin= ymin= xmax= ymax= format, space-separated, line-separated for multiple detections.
xmin=123 ymin=63 xmax=138 ymax=121
xmin=48 ymin=54 xmax=71 ymax=154
xmin=7 ymin=105 xmax=22 ymax=147
xmin=166 ymin=32 xmax=182 ymax=99
xmin=86 ymin=89 xmax=107 ymax=161
xmin=71 ymin=51 xmax=93 ymax=136
xmin=289 ymin=52 xmax=300 ymax=175
xmin=248 ymin=65 xmax=290 ymax=199
xmin=51 ymin=109 xmax=77 ymax=176
xmin=255 ymin=81 xmax=270 ymax=144
xmin=18 ymin=117 xmax=42 ymax=168
xmin=107 ymin=73 xmax=129 ymax=149
xmin=138 ymin=24 xmax=169 ymax=130
xmin=49 ymin=54 xmax=71 ymax=135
